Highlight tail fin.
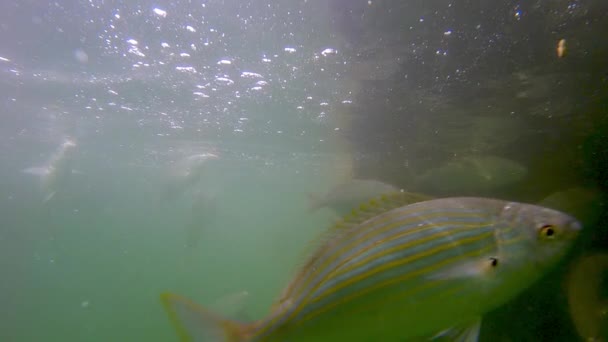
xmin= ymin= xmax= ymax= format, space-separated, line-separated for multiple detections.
xmin=160 ymin=292 xmax=255 ymax=342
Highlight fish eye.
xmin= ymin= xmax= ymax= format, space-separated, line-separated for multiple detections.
xmin=539 ymin=224 xmax=557 ymax=239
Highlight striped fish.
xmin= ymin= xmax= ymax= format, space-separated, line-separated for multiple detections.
xmin=161 ymin=194 xmax=582 ymax=341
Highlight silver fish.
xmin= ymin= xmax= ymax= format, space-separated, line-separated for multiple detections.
xmin=185 ymin=189 xmax=219 ymax=250
xmin=22 ymin=138 xmax=78 ymax=202
xmin=161 ymin=152 xmax=219 ymax=202
xmin=161 ymin=195 xmax=581 ymax=341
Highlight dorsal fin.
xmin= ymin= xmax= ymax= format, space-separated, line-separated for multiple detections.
xmin=271 ymin=190 xmax=434 ymax=312
xmin=333 ymin=191 xmax=434 ymax=230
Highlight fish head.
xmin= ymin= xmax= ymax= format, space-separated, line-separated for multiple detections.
xmin=473 ymin=202 xmax=584 ymax=308
xmin=508 ymin=203 xmax=582 ymax=268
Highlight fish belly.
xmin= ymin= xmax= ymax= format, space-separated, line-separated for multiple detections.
xmin=261 ymin=277 xmax=483 ymax=342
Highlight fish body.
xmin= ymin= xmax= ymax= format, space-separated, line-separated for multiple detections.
xmin=308 ymin=179 xmax=401 ymax=215
xmin=162 ymin=152 xmax=219 ymax=202
xmin=23 ymin=138 xmax=78 ymax=202
xmin=185 ymin=189 xmax=219 ymax=249
xmin=162 ymin=197 xmax=581 ymax=341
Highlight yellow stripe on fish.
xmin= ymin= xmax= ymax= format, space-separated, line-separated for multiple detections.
xmin=265 ymin=212 xmax=494 ymax=328
xmin=286 ymin=209 xmax=490 ymax=302
xmin=160 ymin=196 xmax=582 ymax=342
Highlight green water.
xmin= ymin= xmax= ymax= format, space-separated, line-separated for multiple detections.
xmin=1 ymin=0 xmax=607 ymax=341
xmin=3 ymin=150 xmax=340 ymax=341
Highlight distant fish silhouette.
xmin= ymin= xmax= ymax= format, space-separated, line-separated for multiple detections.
xmin=23 ymin=138 xmax=78 ymax=202
xmin=185 ymin=189 xmax=218 ymax=250
xmin=161 ymin=152 xmax=219 ymax=202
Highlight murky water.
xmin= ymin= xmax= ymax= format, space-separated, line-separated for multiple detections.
xmin=1 ymin=1 xmax=606 ymax=341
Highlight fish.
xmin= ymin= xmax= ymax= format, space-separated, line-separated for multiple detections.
xmin=161 ymin=152 xmax=220 ymax=202
xmin=160 ymin=194 xmax=582 ymax=341
xmin=185 ymin=189 xmax=219 ymax=250
xmin=566 ymin=253 xmax=608 ymax=342
xmin=22 ymin=138 xmax=78 ymax=202
xmin=557 ymin=39 xmax=567 ymax=58
xmin=307 ymin=178 xmax=403 ymax=216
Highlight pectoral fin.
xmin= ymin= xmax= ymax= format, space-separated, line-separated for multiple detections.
xmin=427 ymin=257 xmax=498 ymax=281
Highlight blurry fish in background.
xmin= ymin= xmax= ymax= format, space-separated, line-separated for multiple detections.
xmin=413 ymin=155 xmax=528 ymax=195
xmin=184 ymin=189 xmax=219 ymax=250
xmin=209 ymin=290 xmax=252 ymax=322
xmin=307 ymin=178 xmax=402 ymax=216
xmin=161 ymin=195 xmax=581 ymax=342
xmin=538 ymin=187 xmax=602 ymax=228
xmin=161 ymin=152 xmax=219 ymax=202
xmin=557 ymin=38 xmax=567 ymax=58
xmin=566 ymin=253 xmax=608 ymax=342
xmin=22 ymin=137 xmax=78 ymax=202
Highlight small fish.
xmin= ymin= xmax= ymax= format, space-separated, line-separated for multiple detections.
xmin=161 ymin=195 xmax=581 ymax=341
xmin=185 ymin=189 xmax=218 ymax=250
xmin=161 ymin=152 xmax=219 ymax=202
xmin=557 ymin=39 xmax=567 ymax=58
xmin=307 ymin=178 xmax=402 ymax=215
xmin=23 ymin=138 xmax=78 ymax=202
